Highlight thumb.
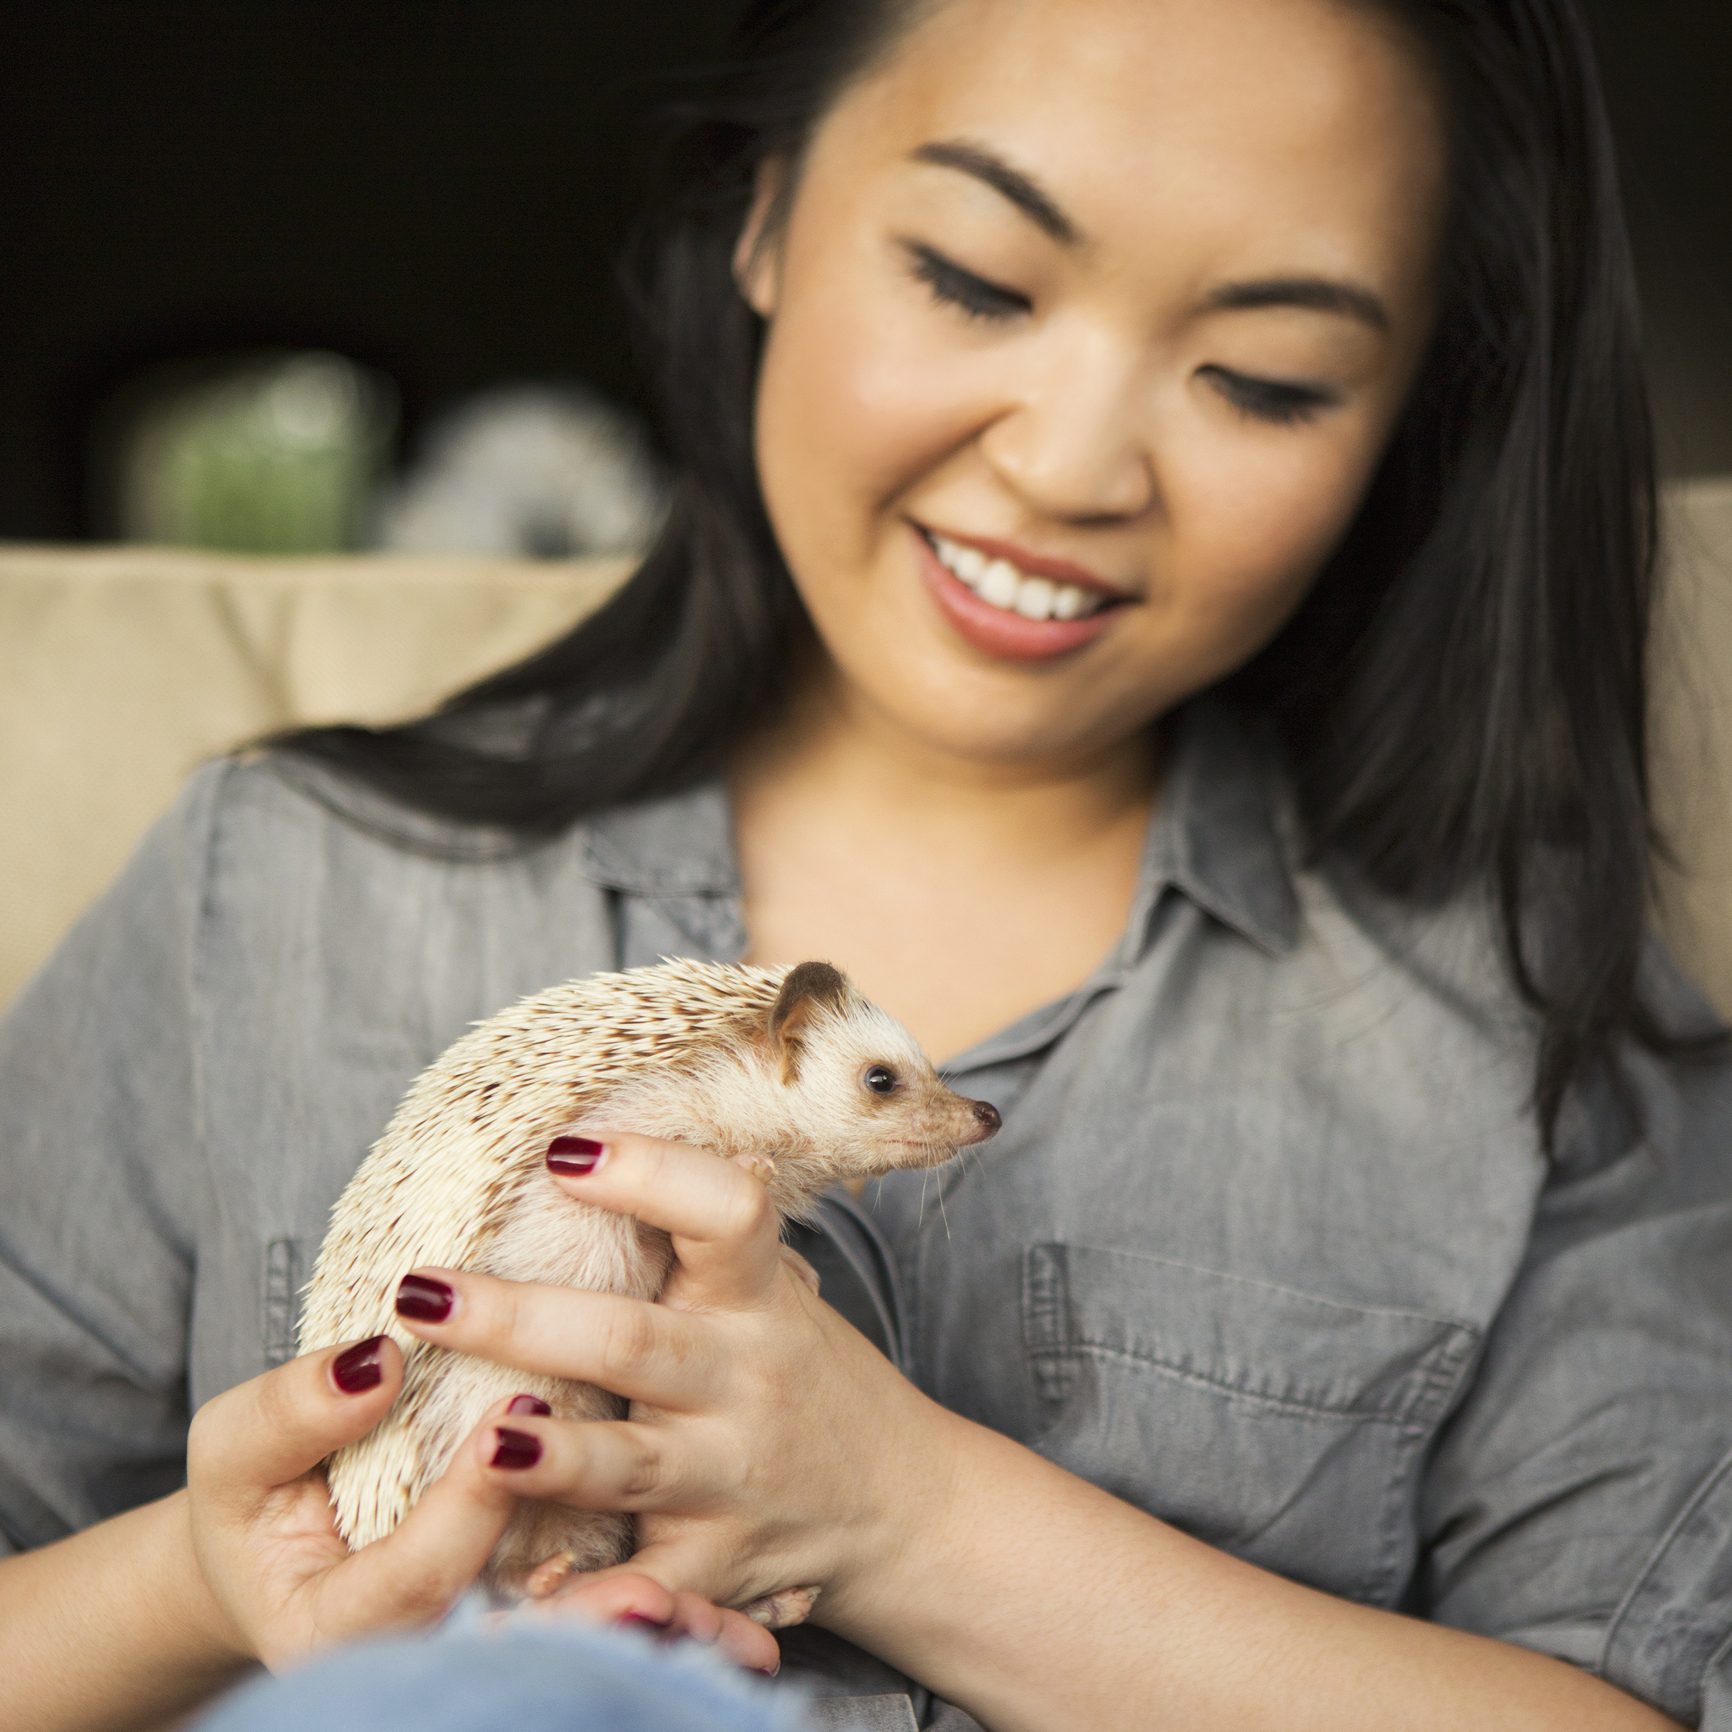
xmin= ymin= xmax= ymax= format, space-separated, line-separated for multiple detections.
xmin=315 ymin=1399 xmax=528 ymax=1633
xmin=189 ymin=1334 xmax=404 ymax=1515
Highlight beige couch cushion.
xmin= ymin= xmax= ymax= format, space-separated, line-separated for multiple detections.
xmin=1652 ymin=477 xmax=1732 ymax=1017
xmin=0 ymin=546 xmax=630 ymax=1008
xmin=3 ymin=488 xmax=1730 ymax=1019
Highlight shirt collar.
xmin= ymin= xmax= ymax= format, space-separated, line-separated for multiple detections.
xmin=580 ymin=768 xmax=743 ymax=895
xmin=1141 ymin=691 xmax=1301 ymax=960
xmin=578 ymin=689 xmax=1301 ymax=960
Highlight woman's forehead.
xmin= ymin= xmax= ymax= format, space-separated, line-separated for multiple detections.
xmin=820 ymin=0 xmax=1448 ymax=306
xmin=855 ymin=0 xmax=1440 ymax=122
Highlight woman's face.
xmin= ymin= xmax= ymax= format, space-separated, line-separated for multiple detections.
xmin=735 ymin=0 xmax=1450 ymax=773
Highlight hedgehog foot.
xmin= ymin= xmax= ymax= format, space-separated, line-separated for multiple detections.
xmin=739 ymin=1584 xmax=822 ymax=1630
xmin=483 ymin=1507 xmax=632 ymax=1603
xmin=521 ymin=1549 xmax=580 ymax=1599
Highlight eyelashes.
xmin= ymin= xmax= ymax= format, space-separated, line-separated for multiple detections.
xmin=1200 ymin=367 xmax=1333 ymax=428
xmin=901 ymin=241 xmax=1337 ymax=428
xmin=906 ymin=242 xmax=1028 ymax=325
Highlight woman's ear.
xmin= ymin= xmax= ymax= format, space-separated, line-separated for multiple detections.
xmin=732 ymin=155 xmax=789 ymax=320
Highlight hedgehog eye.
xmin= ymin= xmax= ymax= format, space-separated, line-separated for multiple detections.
xmin=862 ymin=1064 xmax=899 ymax=1095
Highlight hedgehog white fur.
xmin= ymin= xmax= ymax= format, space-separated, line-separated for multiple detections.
xmin=297 ymin=956 xmax=1000 ymax=1624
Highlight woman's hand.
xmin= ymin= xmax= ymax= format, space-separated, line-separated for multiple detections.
xmin=390 ymin=1130 xmax=964 ymax=1634
xmin=185 ymin=1336 xmax=520 ymax=1668
xmin=183 ymin=1335 xmax=777 ymax=1674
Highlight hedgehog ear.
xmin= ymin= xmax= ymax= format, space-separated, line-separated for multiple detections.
xmin=767 ymin=960 xmax=851 ymax=1085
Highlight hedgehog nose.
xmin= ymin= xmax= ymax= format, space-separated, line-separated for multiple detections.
xmin=972 ymin=1100 xmax=1001 ymax=1135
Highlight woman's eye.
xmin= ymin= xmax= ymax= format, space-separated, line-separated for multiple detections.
xmin=1203 ymin=365 xmax=1336 ymax=427
xmin=862 ymin=1064 xmax=899 ymax=1095
xmin=900 ymin=244 xmax=1332 ymax=426
xmin=904 ymin=243 xmax=1028 ymax=325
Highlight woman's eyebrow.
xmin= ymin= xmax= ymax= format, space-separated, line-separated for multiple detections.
xmin=1200 ymin=275 xmax=1390 ymax=335
xmin=909 ymin=138 xmax=1083 ymax=248
xmin=907 ymin=135 xmax=1392 ymax=337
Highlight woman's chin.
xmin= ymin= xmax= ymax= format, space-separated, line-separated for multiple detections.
xmin=809 ymin=595 xmax=1148 ymax=766
xmin=864 ymin=686 xmax=1113 ymax=769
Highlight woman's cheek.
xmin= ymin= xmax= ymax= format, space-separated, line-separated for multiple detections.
xmin=757 ymin=294 xmax=963 ymax=543
xmin=828 ymin=312 xmax=1008 ymax=505
xmin=1179 ymin=417 xmax=1374 ymax=575
xmin=1149 ymin=455 xmax=1358 ymax=673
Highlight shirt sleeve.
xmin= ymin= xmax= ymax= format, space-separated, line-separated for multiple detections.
xmin=1410 ymin=933 xmax=1732 ymax=1728
xmin=0 ymin=757 xmax=232 ymax=1557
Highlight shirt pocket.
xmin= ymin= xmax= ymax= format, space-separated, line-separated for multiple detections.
xmin=1022 ymin=1241 xmax=1481 ymax=1606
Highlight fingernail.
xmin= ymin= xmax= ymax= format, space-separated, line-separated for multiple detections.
xmin=613 ymin=1611 xmax=667 ymax=1631
xmin=547 ymin=1135 xmax=606 ymax=1175
xmin=490 ymin=1427 xmax=542 ymax=1470
xmin=754 ymin=1661 xmax=782 ymax=1677
xmin=507 ymin=1394 xmax=552 ymax=1417
xmin=331 ymin=1334 xmax=387 ymax=1394
xmin=395 ymin=1273 xmax=454 ymax=1322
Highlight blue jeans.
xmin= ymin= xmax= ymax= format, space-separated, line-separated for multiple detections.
xmin=192 ymin=1607 xmax=821 ymax=1732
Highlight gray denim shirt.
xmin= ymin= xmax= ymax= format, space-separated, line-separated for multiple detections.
xmin=4 ymin=693 xmax=1732 ymax=1732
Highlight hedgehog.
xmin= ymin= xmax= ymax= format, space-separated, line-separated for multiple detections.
xmin=297 ymin=956 xmax=1001 ymax=1628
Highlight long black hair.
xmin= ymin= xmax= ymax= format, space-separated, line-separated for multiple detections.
xmin=250 ymin=0 xmax=1728 ymax=1162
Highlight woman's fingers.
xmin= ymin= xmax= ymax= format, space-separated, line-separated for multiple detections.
xmin=666 ymin=1589 xmax=783 ymax=1676
xmin=392 ymin=1265 xmax=722 ymax=1410
xmin=530 ymin=1571 xmax=781 ymax=1676
xmin=188 ymin=1358 xmax=541 ymax=1659
xmin=188 ymin=1334 xmax=405 ymax=1514
xmin=317 ymin=1394 xmax=532 ymax=1630
xmin=471 ymin=1412 xmax=705 ymax=1512
xmin=519 ymin=1566 xmax=677 ymax=1630
xmin=544 ymin=1130 xmax=786 ymax=1306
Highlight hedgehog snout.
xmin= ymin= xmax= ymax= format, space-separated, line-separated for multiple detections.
xmin=866 ymin=1089 xmax=1001 ymax=1172
xmin=935 ymin=1089 xmax=1001 ymax=1148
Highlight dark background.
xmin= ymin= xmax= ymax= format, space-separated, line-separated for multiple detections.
xmin=2 ymin=1 xmax=1728 ymax=541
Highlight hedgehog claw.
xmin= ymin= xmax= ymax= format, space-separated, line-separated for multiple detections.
xmin=522 ymin=1549 xmax=580 ymax=1599
xmin=732 ymin=1152 xmax=777 ymax=1185
xmin=740 ymin=1584 xmax=821 ymax=1629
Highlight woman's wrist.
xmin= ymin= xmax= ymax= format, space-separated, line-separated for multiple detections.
xmin=821 ymin=1380 xmax=973 ymax=1636
xmin=0 ymin=1491 xmax=256 ymax=1732
xmin=165 ymin=1487 xmax=256 ymax=1673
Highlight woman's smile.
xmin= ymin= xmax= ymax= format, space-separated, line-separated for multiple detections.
xmin=909 ymin=519 xmax=1131 ymax=662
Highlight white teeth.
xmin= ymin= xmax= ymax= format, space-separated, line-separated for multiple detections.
xmin=978 ymin=558 xmax=1021 ymax=610
xmin=1013 ymin=577 xmax=1056 ymax=621
xmin=928 ymin=533 xmax=1112 ymax=622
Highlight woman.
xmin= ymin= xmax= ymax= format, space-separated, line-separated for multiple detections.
xmin=3 ymin=0 xmax=1730 ymax=1727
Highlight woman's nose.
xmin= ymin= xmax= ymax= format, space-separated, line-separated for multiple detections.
xmin=979 ymin=356 xmax=1155 ymax=522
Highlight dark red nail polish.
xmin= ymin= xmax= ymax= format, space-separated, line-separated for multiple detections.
xmin=507 ymin=1394 xmax=552 ymax=1417
xmin=613 ymin=1611 xmax=667 ymax=1631
xmin=395 ymin=1273 xmax=454 ymax=1322
xmin=547 ymin=1135 xmax=606 ymax=1175
xmin=753 ymin=1662 xmax=781 ymax=1677
xmin=490 ymin=1427 xmax=542 ymax=1470
xmin=331 ymin=1335 xmax=387 ymax=1394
